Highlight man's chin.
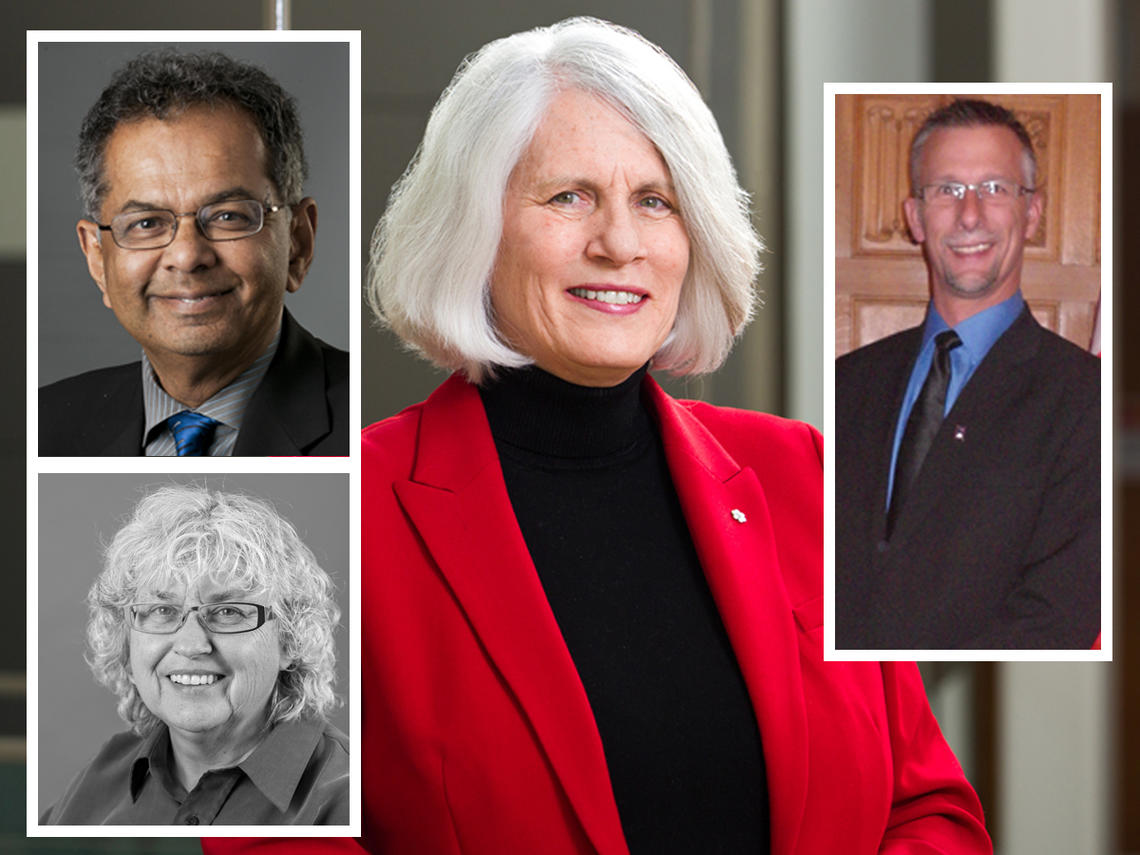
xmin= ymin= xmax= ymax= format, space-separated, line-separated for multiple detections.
xmin=944 ymin=273 xmax=1000 ymax=299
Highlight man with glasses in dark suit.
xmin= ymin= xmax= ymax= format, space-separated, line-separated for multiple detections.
xmin=836 ymin=99 xmax=1100 ymax=649
xmin=39 ymin=50 xmax=347 ymax=456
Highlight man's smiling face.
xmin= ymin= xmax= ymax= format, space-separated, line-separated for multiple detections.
xmin=903 ymin=124 xmax=1042 ymax=323
xmin=77 ymin=104 xmax=306 ymax=379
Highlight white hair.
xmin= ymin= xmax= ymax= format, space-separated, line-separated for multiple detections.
xmin=368 ymin=16 xmax=761 ymax=383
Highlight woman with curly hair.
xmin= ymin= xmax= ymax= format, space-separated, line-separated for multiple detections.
xmin=42 ymin=484 xmax=346 ymax=825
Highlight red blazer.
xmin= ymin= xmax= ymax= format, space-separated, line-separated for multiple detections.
xmin=206 ymin=374 xmax=989 ymax=855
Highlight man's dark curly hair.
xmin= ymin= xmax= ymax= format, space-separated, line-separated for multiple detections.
xmin=76 ymin=49 xmax=307 ymax=218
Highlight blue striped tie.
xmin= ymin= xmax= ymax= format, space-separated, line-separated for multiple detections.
xmin=167 ymin=411 xmax=220 ymax=456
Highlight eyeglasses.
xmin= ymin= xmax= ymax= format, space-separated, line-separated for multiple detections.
xmin=128 ymin=601 xmax=274 ymax=635
xmin=96 ymin=199 xmax=284 ymax=250
xmin=916 ymin=180 xmax=1035 ymax=208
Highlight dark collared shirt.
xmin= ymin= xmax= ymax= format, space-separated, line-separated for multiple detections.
xmin=41 ymin=717 xmax=348 ymax=826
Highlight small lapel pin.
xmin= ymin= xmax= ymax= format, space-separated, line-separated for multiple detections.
xmin=731 ymin=508 xmax=747 ymax=523
xmin=953 ymin=425 xmax=966 ymax=441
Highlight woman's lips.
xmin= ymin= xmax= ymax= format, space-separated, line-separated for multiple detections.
xmin=167 ymin=672 xmax=225 ymax=686
xmin=566 ymin=286 xmax=648 ymax=315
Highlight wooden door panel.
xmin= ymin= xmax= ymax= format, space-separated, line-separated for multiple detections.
xmin=836 ymin=92 xmax=1100 ymax=354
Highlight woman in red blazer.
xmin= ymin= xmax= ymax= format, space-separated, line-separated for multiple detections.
xmin=208 ymin=16 xmax=988 ymax=855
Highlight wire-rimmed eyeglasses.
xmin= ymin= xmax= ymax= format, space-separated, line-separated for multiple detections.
xmin=915 ymin=180 xmax=1035 ymax=208
xmin=128 ymin=601 xmax=274 ymax=635
xmin=96 ymin=199 xmax=284 ymax=250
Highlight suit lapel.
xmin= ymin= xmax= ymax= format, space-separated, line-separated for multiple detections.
xmin=237 ymin=311 xmax=332 ymax=455
xmin=90 ymin=366 xmax=146 ymax=455
xmin=645 ymin=380 xmax=809 ymax=855
xmin=890 ymin=309 xmax=1040 ymax=543
xmin=394 ymin=375 xmax=629 ymax=855
xmin=869 ymin=328 xmax=924 ymax=542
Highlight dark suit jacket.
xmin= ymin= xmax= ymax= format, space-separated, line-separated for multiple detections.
xmin=836 ymin=307 xmax=1100 ymax=649
xmin=39 ymin=310 xmax=348 ymax=456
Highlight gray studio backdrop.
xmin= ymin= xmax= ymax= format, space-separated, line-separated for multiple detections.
xmin=37 ymin=40 xmax=350 ymax=387
xmin=36 ymin=473 xmax=351 ymax=817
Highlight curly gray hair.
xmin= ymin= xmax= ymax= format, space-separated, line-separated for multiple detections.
xmin=86 ymin=485 xmax=339 ymax=735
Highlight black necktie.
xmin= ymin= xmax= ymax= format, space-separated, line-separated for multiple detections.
xmin=887 ymin=329 xmax=962 ymax=536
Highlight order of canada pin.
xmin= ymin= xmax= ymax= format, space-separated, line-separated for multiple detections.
xmin=731 ymin=508 xmax=747 ymax=523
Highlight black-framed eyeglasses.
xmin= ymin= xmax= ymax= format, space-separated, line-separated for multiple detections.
xmin=128 ymin=601 xmax=274 ymax=635
xmin=96 ymin=199 xmax=284 ymax=250
xmin=915 ymin=180 xmax=1035 ymax=208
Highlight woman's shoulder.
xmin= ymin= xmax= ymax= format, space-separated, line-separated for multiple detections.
xmin=670 ymin=397 xmax=823 ymax=471
xmin=40 ymin=730 xmax=144 ymax=825
xmin=364 ymin=375 xmax=473 ymax=450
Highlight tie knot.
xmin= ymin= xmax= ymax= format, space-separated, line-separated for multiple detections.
xmin=167 ymin=411 xmax=220 ymax=456
xmin=935 ymin=329 xmax=962 ymax=353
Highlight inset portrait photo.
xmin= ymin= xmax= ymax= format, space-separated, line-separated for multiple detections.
xmin=33 ymin=473 xmax=351 ymax=833
xmin=33 ymin=35 xmax=356 ymax=456
xmin=827 ymin=86 xmax=1109 ymax=659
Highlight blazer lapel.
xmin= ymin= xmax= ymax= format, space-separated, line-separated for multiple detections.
xmin=90 ymin=367 xmax=146 ymax=455
xmin=393 ymin=375 xmax=629 ymax=855
xmin=646 ymin=380 xmax=809 ymax=855
xmin=237 ymin=310 xmax=333 ymax=455
xmin=870 ymin=327 xmax=924 ymax=542
xmin=889 ymin=309 xmax=1039 ymax=543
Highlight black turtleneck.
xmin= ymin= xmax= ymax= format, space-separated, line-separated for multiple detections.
xmin=479 ymin=366 xmax=770 ymax=855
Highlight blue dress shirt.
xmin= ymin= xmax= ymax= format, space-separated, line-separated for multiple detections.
xmin=886 ymin=291 xmax=1025 ymax=508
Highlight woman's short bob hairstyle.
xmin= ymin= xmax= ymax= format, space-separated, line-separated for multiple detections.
xmin=369 ymin=16 xmax=761 ymax=383
xmin=87 ymin=485 xmax=340 ymax=735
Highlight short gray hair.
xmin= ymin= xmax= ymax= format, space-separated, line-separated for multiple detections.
xmin=76 ymin=49 xmax=308 ymax=219
xmin=910 ymin=98 xmax=1037 ymax=194
xmin=87 ymin=485 xmax=340 ymax=735
xmin=368 ymin=17 xmax=761 ymax=383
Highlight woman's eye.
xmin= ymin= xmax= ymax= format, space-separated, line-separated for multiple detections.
xmin=549 ymin=191 xmax=582 ymax=205
xmin=638 ymin=196 xmax=676 ymax=216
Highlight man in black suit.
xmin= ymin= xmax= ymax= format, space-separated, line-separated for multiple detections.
xmin=836 ymin=99 xmax=1099 ymax=649
xmin=40 ymin=50 xmax=347 ymax=456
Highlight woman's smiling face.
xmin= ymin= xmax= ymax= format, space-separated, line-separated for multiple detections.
xmin=489 ymin=88 xmax=690 ymax=387
xmin=128 ymin=575 xmax=287 ymax=749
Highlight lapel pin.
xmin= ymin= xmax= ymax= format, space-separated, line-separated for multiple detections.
xmin=731 ymin=508 xmax=747 ymax=523
xmin=953 ymin=425 xmax=966 ymax=442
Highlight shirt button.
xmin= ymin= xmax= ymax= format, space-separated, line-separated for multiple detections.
xmin=185 ymin=816 xmax=200 ymax=825
xmin=876 ymin=540 xmax=889 ymax=553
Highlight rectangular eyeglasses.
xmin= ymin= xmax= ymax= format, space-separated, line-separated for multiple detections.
xmin=128 ymin=602 xmax=274 ymax=635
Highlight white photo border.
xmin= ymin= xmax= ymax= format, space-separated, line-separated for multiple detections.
xmin=823 ymin=81 xmax=1112 ymax=664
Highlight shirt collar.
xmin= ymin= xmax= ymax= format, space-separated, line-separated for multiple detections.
xmin=128 ymin=717 xmax=326 ymax=813
xmin=130 ymin=725 xmax=176 ymax=803
xmin=236 ymin=717 xmax=327 ymax=814
xmin=141 ymin=323 xmax=281 ymax=442
xmin=921 ymin=290 xmax=1025 ymax=367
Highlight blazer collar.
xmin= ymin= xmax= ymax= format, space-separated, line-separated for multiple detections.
xmin=887 ymin=307 xmax=1043 ymax=543
xmin=396 ymin=373 xmax=809 ymax=855
xmin=644 ymin=380 xmax=810 ymax=855
xmin=236 ymin=310 xmax=333 ymax=455
xmin=89 ymin=368 xmax=147 ymax=456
